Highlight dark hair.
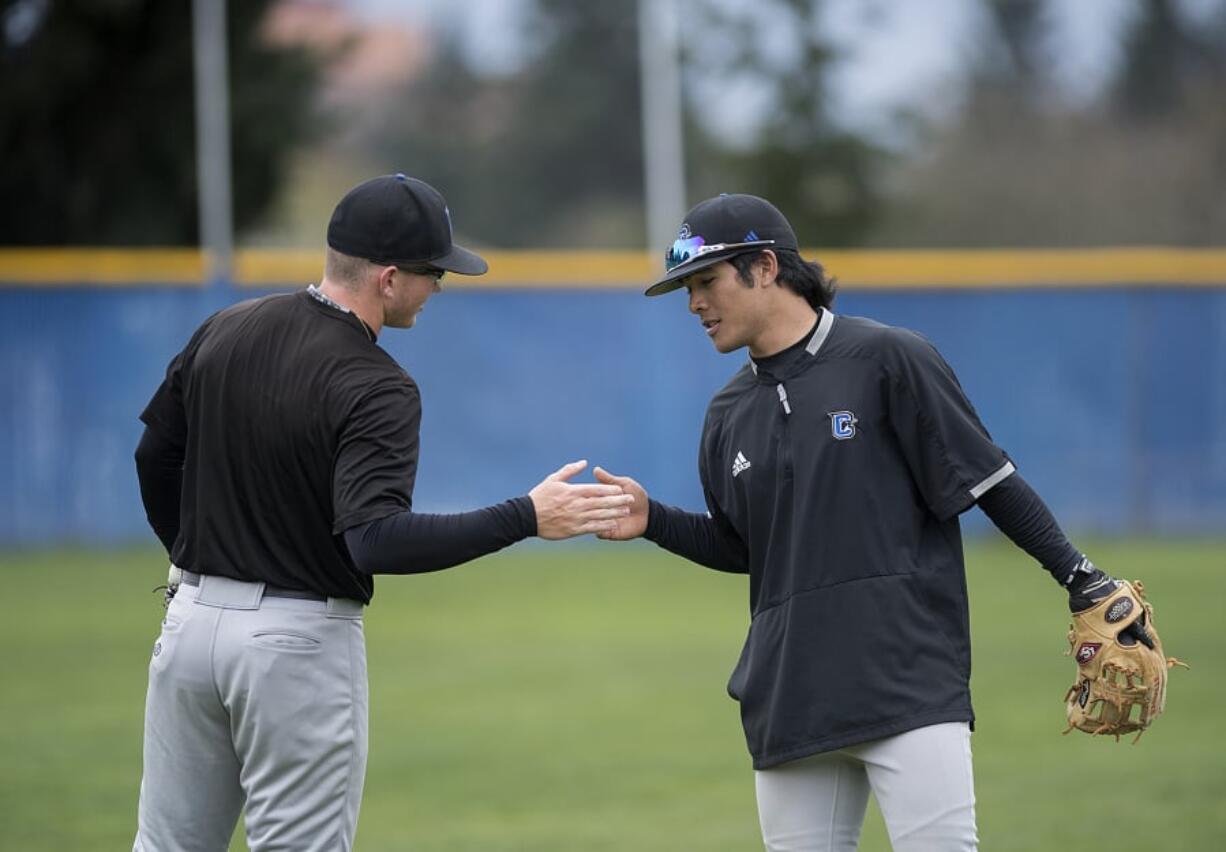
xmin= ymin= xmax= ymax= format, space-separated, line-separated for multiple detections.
xmin=730 ymin=249 xmax=837 ymax=311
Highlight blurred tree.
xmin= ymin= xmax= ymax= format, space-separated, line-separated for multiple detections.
xmin=0 ymin=0 xmax=325 ymax=245
xmin=1112 ymin=0 xmax=1224 ymax=118
xmin=982 ymin=0 xmax=1048 ymax=94
xmin=683 ymin=0 xmax=885 ymax=246
xmin=1105 ymin=0 xmax=1226 ymax=243
xmin=375 ymin=0 xmax=646 ymax=248
xmin=369 ymin=0 xmax=885 ymax=248
xmin=870 ymin=0 xmax=1226 ymax=247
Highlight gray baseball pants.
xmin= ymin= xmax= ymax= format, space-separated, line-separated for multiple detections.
xmin=133 ymin=572 xmax=368 ymax=852
xmin=754 ymin=721 xmax=978 ymax=851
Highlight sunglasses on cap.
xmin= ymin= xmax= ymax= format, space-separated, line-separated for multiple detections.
xmin=664 ymin=237 xmax=776 ymax=272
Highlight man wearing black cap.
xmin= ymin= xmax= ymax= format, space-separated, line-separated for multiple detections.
xmin=595 ymin=194 xmax=1133 ymax=851
xmin=131 ymin=174 xmax=633 ymax=851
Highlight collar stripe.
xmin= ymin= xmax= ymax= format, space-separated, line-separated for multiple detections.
xmin=749 ymin=308 xmax=835 ymax=375
xmin=806 ymin=308 xmax=835 ymax=356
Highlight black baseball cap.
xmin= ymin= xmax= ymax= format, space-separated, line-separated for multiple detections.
xmin=327 ymin=173 xmax=488 ymax=275
xmin=645 ymin=193 xmax=799 ymax=296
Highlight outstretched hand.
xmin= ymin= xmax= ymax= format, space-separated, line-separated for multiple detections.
xmin=592 ymin=466 xmax=649 ymax=541
xmin=529 ymin=460 xmax=635 ymax=540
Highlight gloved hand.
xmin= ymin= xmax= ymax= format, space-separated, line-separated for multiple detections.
xmin=1062 ymin=557 xmax=1153 ymax=648
xmin=1062 ymin=575 xmax=1187 ymax=740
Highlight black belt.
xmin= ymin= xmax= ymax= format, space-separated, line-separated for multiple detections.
xmin=179 ymin=570 xmax=327 ymax=602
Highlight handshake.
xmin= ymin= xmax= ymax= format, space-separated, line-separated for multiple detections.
xmin=527 ymin=460 xmax=647 ymax=542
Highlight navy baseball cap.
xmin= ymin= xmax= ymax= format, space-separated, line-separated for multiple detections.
xmin=327 ymin=174 xmax=488 ymax=275
xmin=645 ymin=193 xmax=799 ymax=296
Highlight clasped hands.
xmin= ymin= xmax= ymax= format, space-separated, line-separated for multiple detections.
xmin=527 ymin=461 xmax=648 ymax=540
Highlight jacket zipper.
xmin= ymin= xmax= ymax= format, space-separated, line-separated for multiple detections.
xmin=776 ymin=383 xmax=793 ymax=481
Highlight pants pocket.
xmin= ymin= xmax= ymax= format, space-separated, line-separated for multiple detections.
xmin=250 ymin=629 xmax=323 ymax=651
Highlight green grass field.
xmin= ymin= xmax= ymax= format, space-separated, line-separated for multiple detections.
xmin=1 ymin=539 xmax=1222 ymax=851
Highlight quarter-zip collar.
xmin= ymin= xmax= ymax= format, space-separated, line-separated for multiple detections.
xmin=749 ymin=308 xmax=836 ymax=382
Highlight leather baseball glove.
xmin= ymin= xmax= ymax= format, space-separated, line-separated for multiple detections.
xmin=1063 ymin=580 xmax=1187 ymax=741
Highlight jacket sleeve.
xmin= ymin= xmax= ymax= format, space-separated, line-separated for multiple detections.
xmin=883 ymin=328 xmax=1012 ymax=521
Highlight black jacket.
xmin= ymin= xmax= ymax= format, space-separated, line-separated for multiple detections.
xmin=649 ymin=309 xmax=1013 ymax=768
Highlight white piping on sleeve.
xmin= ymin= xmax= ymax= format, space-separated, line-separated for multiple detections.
xmin=969 ymin=460 xmax=1016 ymax=500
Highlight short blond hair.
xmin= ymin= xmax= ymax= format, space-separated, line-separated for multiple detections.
xmin=324 ymin=248 xmax=375 ymax=290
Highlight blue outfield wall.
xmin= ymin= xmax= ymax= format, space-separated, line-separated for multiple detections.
xmin=1 ymin=284 xmax=1225 ymax=546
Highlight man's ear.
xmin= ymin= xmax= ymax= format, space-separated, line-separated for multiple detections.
xmin=377 ymin=265 xmax=397 ymax=296
xmin=757 ymin=250 xmax=780 ymax=287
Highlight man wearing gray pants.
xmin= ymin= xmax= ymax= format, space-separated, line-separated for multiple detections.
xmin=133 ymin=174 xmax=632 ymax=851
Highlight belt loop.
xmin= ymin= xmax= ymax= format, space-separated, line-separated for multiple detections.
xmin=195 ymin=575 xmax=265 ymax=610
xmin=325 ymin=597 xmax=364 ymax=619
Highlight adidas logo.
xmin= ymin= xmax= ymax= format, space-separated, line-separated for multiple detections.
xmin=732 ymin=451 xmax=751 ymax=477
